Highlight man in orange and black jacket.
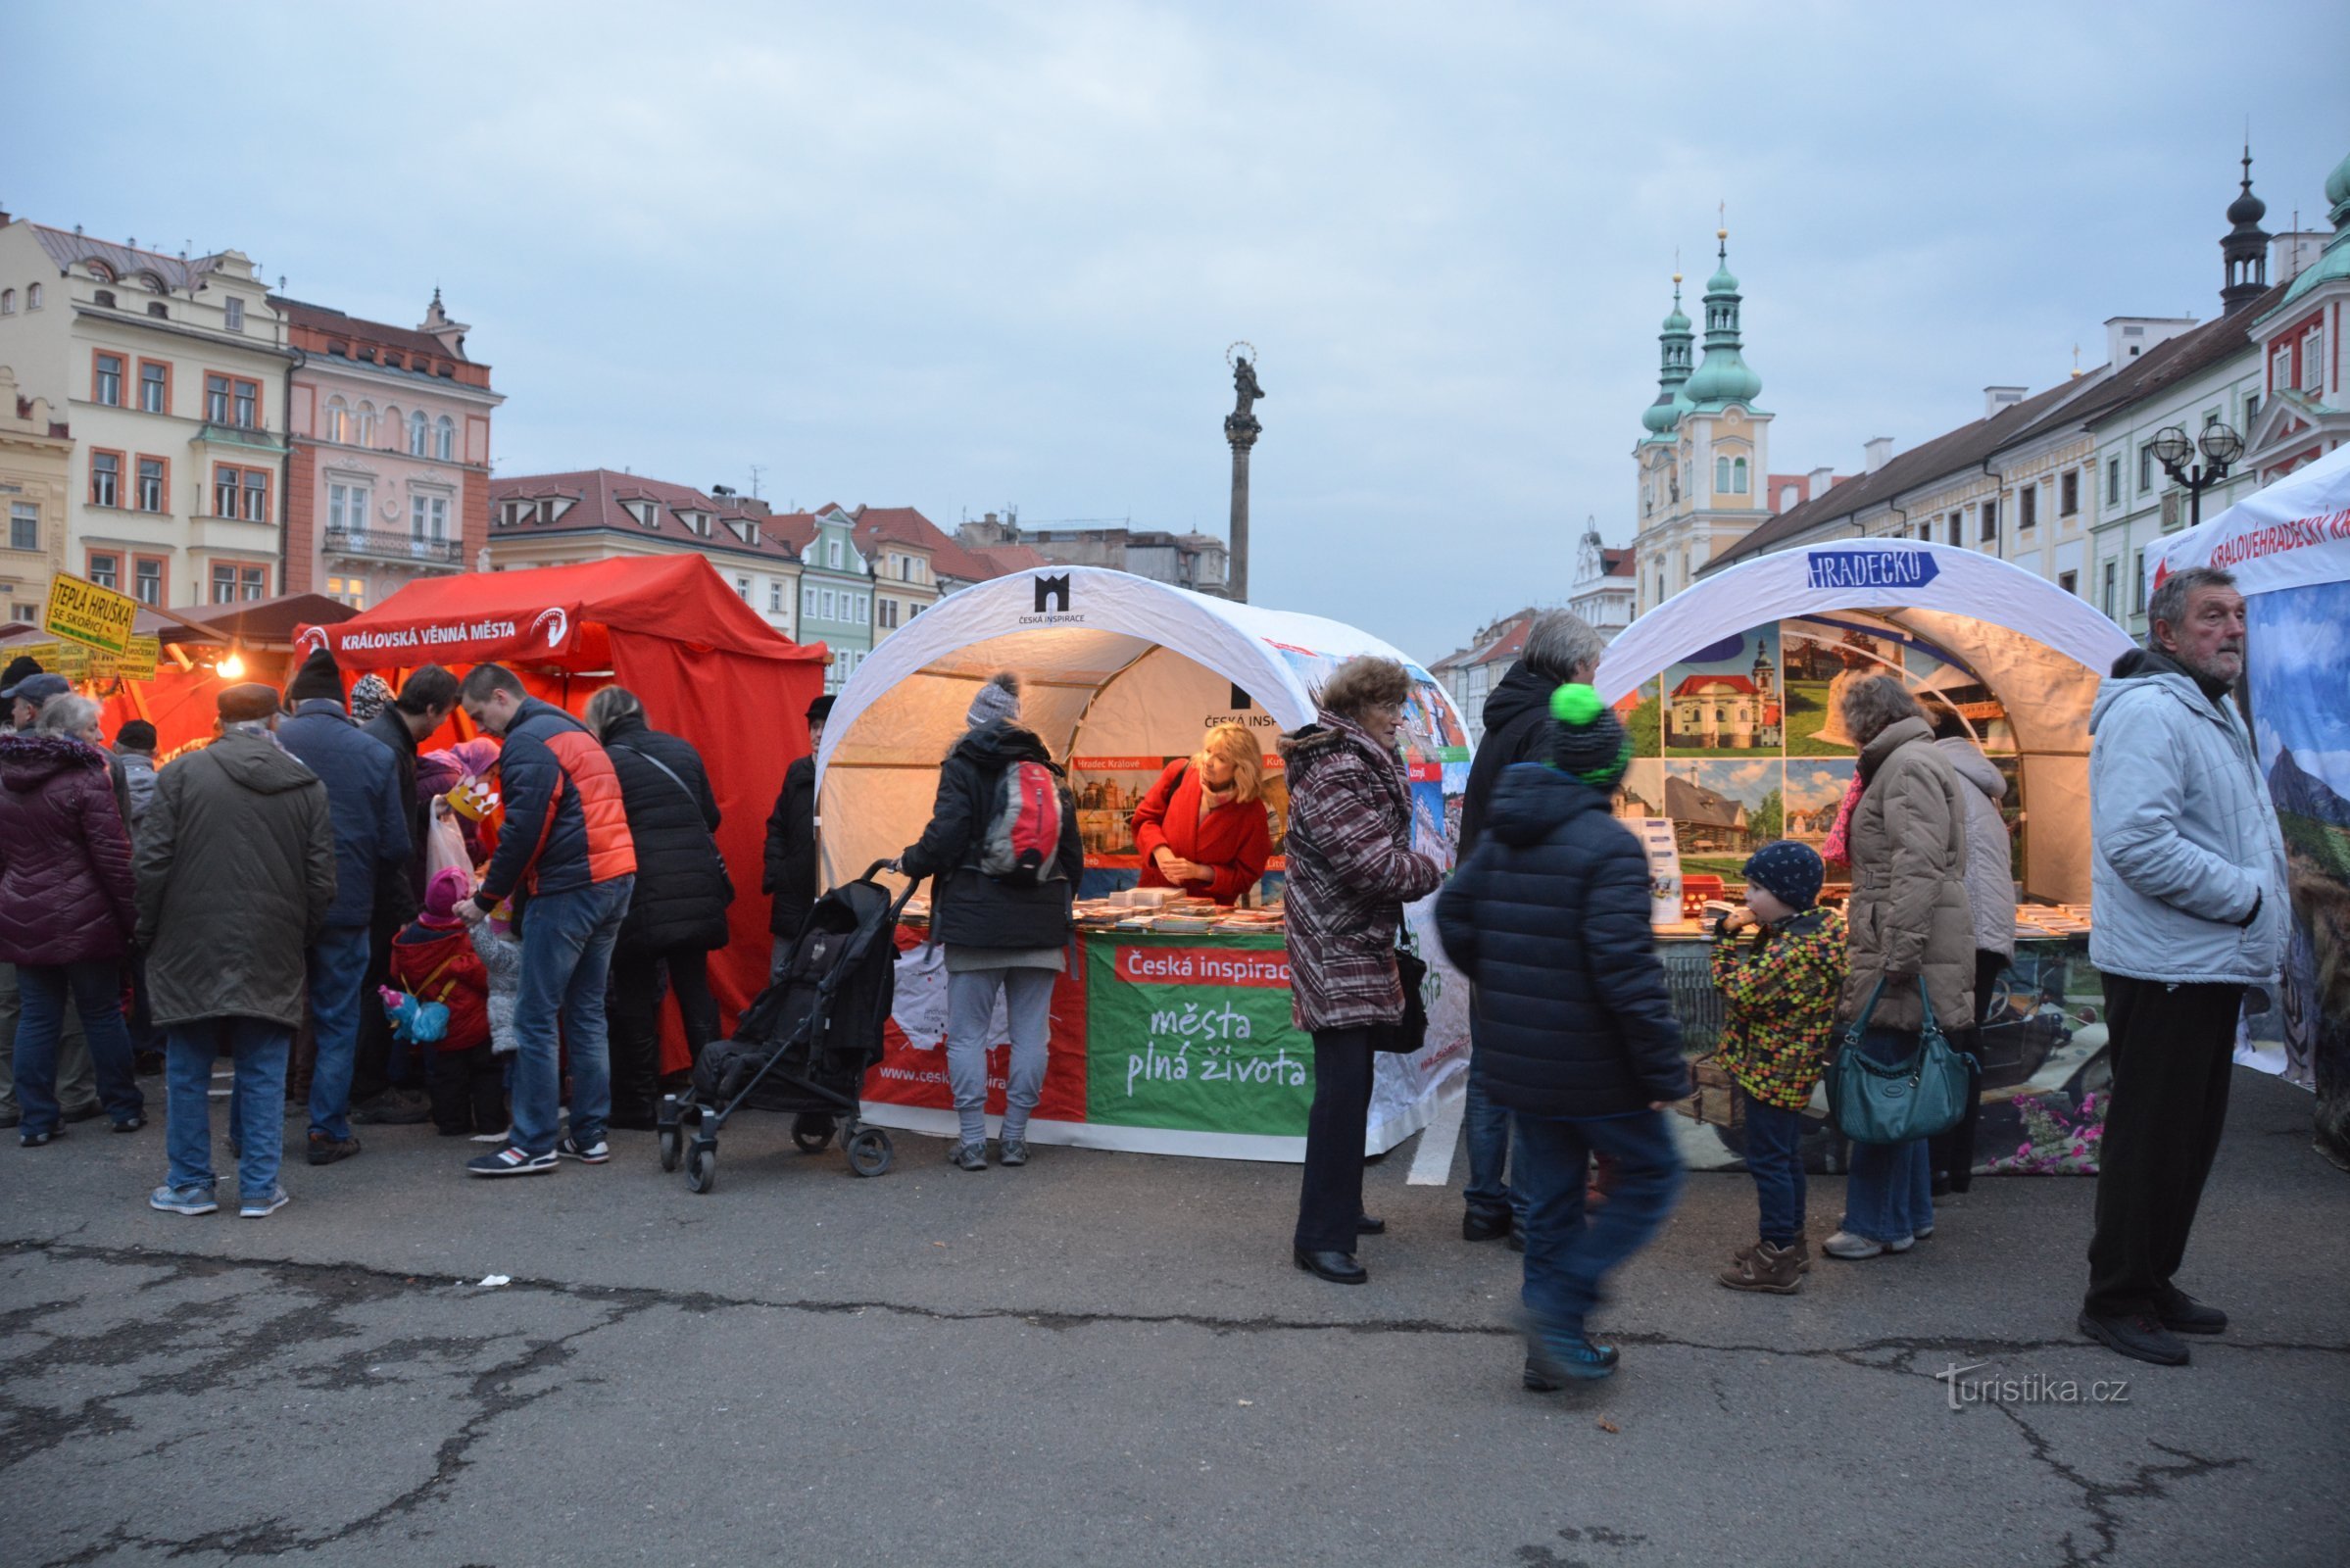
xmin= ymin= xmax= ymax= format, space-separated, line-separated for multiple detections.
xmin=454 ymin=662 xmax=637 ymax=1178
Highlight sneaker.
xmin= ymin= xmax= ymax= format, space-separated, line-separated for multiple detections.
xmin=1913 ymin=1223 xmax=1935 ymax=1240
xmin=307 ymin=1132 xmax=363 ymax=1166
xmin=469 ymin=1128 xmax=514 ymax=1144
xmin=2079 ymin=1309 xmax=2190 ymax=1366
xmin=1823 ymin=1229 xmax=1886 ymax=1260
xmin=20 ymin=1126 xmax=64 ymax=1148
xmin=1718 ymin=1239 xmax=1805 ymax=1294
xmin=239 ymin=1186 xmax=290 ymax=1218
xmin=997 ymin=1138 xmax=1029 ymax=1167
xmin=946 ymin=1140 xmax=987 ymax=1171
xmin=557 ymin=1133 xmax=610 ymax=1164
xmin=466 ymin=1146 xmax=558 ymax=1178
xmin=111 ymin=1113 xmax=148 ymax=1134
xmin=149 ymin=1183 xmax=219 ymax=1216
xmin=352 ymin=1088 xmax=431 ymax=1126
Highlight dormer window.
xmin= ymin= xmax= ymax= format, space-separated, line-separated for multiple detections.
xmin=223 ymin=296 xmax=245 ymax=332
xmin=629 ymin=500 xmax=662 ymax=528
xmin=87 ymin=262 xmax=114 ymax=283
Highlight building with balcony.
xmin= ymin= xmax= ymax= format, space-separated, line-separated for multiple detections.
xmin=277 ymin=291 xmax=502 ymax=610
xmin=0 ymin=212 xmax=290 ymax=607
xmin=487 ymin=469 xmax=804 ymax=639
xmin=0 ymin=364 xmax=72 ymax=625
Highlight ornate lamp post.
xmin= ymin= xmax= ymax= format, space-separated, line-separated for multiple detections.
xmin=2150 ymin=420 xmax=2244 ymax=529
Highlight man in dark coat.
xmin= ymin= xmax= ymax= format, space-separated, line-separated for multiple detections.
xmin=456 ymin=663 xmax=636 ymax=1177
xmin=1454 ymin=610 xmax=1606 ymax=1248
xmin=762 ymin=694 xmax=832 ymax=977
xmin=585 ymin=687 xmax=731 ymax=1128
xmin=1437 ymin=684 xmax=1688 ymax=1391
xmin=139 ymin=684 xmax=336 ymax=1218
xmin=277 ymin=649 xmax=412 ymax=1165
xmin=351 ymin=664 xmax=459 ymax=1118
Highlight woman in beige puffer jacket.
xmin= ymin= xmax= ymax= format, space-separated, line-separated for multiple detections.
xmin=1826 ymin=676 xmax=1974 ymax=1260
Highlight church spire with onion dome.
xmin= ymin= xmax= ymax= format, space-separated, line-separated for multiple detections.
xmin=2222 ymin=137 xmax=2272 ymax=314
xmin=1642 ymin=265 xmax=1696 ymax=442
xmin=1682 ymin=217 xmax=1764 ymax=410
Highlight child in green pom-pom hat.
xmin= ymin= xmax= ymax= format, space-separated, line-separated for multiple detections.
xmin=1546 ymin=684 xmax=1632 ymax=792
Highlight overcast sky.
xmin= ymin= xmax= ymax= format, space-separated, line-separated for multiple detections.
xmin=15 ymin=2 xmax=2347 ymax=661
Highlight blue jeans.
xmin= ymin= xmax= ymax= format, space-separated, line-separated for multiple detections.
xmin=1513 ymin=1108 xmax=1684 ymax=1333
xmin=1741 ymin=1092 xmax=1807 ymax=1246
xmin=1841 ymin=1026 xmax=1935 ymax=1243
xmin=13 ymin=960 xmax=142 ymax=1136
xmin=165 ymin=1018 xmax=290 ymax=1198
xmin=306 ymin=925 xmax=373 ymax=1142
xmin=1463 ymin=1049 xmax=1525 ymax=1225
xmin=509 ymin=877 xmax=632 ymax=1156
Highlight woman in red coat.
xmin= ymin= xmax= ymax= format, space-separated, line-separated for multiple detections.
xmin=1130 ymin=722 xmax=1274 ymax=906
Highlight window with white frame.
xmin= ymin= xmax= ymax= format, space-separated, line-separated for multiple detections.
xmin=356 ymin=402 xmax=376 ymax=446
xmin=736 ymin=574 xmax=752 ymax=600
xmin=827 ymin=537 xmax=842 ymax=568
xmin=25 ymin=284 xmax=40 ymax=311
xmin=2101 ymin=559 xmax=2117 ymax=617
xmin=802 ymin=585 xmax=818 ymax=617
xmin=329 ymin=481 xmax=371 ymax=537
xmin=223 ymin=296 xmax=245 ymax=332
xmin=411 ymin=493 xmax=449 ymax=540
xmin=409 ymin=410 xmax=428 ymax=456
xmin=768 ymin=581 xmax=783 ymax=613
xmin=2304 ymin=327 xmax=2326 ymax=393
xmin=134 ymin=558 xmax=162 ymax=605
xmin=0 ymin=289 xmax=13 ymax=315
xmin=821 ymin=588 xmax=838 ymax=620
xmin=434 ymin=416 xmax=455 ymax=461
xmin=2105 ymin=456 xmax=2121 ymax=506
xmin=322 ymin=397 xmax=348 ymax=443
xmin=8 ymin=503 xmax=37 ymax=553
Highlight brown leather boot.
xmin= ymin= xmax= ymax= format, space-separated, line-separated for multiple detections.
xmin=1719 ymin=1240 xmax=1806 ymax=1294
xmin=1734 ymin=1235 xmax=1812 ymax=1273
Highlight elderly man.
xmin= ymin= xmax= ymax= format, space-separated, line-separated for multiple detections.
xmin=140 ymin=684 xmax=336 ymax=1219
xmin=1454 ymin=609 xmax=1609 ymax=1249
xmin=2081 ymin=564 xmax=2287 ymax=1366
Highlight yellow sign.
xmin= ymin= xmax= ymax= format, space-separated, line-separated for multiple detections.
xmin=113 ymin=636 xmax=161 ymax=681
xmin=45 ymin=641 xmax=92 ymax=678
xmin=42 ymin=572 xmax=140 ymax=656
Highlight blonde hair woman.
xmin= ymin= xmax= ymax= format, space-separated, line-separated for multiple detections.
xmin=1129 ymin=721 xmax=1274 ymax=906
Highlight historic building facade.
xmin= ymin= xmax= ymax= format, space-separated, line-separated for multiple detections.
xmin=0 ymin=216 xmax=288 ymax=606
xmin=279 ymin=291 xmax=501 ymax=610
xmin=2241 ymin=146 xmax=2350 ymax=483
xmin=771 ymin=506 xmax=873 ymax=691
xmin=0 ymin=364 xmax=72 ymax=624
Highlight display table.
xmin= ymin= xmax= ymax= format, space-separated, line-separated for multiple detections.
xmin=858 ymin=923 xmax=1466 ymax=1161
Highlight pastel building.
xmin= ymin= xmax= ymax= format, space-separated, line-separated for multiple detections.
xmin=277 ymin=291 xmax=501 ymax=609
xmin=770 ymin=506 xmax=872 ymax=692
xmin=0 ymin=364 xmax=72 ymax=624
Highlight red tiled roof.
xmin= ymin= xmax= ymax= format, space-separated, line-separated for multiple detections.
xmin=1600 ymin=548 xmax=1635 ymax=578
xmin=273 ymin=296 xmax=480 ymax=367
xmin=490 ymin=469 xmax=799 ymax=564
xmin=1671 ymin=672 xmax=1758 ymax=698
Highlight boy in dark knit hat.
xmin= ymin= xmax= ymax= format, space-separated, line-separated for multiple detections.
xmin=1437 ymin=684 xmax=1689 ymax=1390
xmin=1710 ymin=840 xmax=1845 ymax=1294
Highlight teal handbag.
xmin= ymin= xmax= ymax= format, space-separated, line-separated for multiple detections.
xmin=1826 ymin=978 xmax=1975 ymax=1146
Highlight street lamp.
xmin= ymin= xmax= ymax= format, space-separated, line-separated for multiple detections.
xmin=2151 ymin=420 xmax=2242 ymax=529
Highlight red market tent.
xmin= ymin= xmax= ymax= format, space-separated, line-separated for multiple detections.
xmin=303 ymin=556 xmax=830 ymax=1069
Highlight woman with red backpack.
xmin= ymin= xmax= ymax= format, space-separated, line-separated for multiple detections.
xmin=895 ymin=672 xmax=1083 ymax=1172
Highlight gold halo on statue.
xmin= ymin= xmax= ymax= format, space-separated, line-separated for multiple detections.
xmin=1225 ymin=340 xmax=1257 ymax=369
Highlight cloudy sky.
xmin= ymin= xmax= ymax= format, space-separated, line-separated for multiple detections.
xmin=15 ymin=2 xmax=2346 ymax=660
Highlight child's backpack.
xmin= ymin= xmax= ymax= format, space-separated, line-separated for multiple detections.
xmin=976 ymin=760 xmax=1066 ymax=887
xmin=379 ymin=954 xmax=459 ymax=1046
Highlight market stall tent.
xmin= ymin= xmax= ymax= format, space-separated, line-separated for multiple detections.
xmin=301 ymin=556 xmax=830 ymax=1067
xmin=817 ymin=565 xmax=1473 ymax=1160
xmin=1597 ymin=539 xmax=2134 ymax=903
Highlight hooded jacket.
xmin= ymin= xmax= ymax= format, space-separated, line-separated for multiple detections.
xmin=475 ymin=697 xmax=637 ymax=908
xmin=116 ymin=749 xmax=158 ymax=831
xmin=1458 ymin=662 xmax=1559 ymax=860
xmin=0 ymin=732 xmax=137 ymax=966
xmin=598 ymin=710 xmax=731 ymax=952
xmin=1837 ymin=716 xmax=1975 ymax=1033
xmin=1279 ymin=711 xmax=1444 ymax=1033
xmin=1934 ymin=736 xmax=2017 ymax=959
xmin=898 ymin=718 xmax=1083 ymax=952
xmin=278 ymin=699 xmax=411 ymax=930
xmin=1436 ymin=762 xmax=1688 ymax=1115
xmin=135 ymin=729 xmax=336 ymax=1029
xmin=762 ymin=755 xmax=818 ymax=939
xmin=2088 ymin=650 xmax=2287 ymax=986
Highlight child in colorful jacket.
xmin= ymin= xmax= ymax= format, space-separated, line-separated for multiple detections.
xmin=388 ymin=867 xmax=501 ymax=1137
xmin=1710 ymin=840 xmax=1845 ymax=1294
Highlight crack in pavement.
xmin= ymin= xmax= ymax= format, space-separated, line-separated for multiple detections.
xmin=1989 ymin=1402 xmax=2251 ymax=1568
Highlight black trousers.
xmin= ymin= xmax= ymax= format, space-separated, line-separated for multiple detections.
xmin=608 ymin=944 xmax=719 ymax=1125
xmin=1930 ymin=948 xmax=2008 ymax=1191
xmin=1294 ymin=1027 xmax=1374 ymax=1253
xmin=424 ymin=1042 xmax=507 ymax=1135
xmin=351 ymin=911 xmax=400 ymax=1102
xmin=2083 ymin=974 xmax=2243 ymax=1319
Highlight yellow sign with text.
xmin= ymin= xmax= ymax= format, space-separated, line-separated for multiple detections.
xmin=42 ymin=572 xmax=140 ymax=656
xmin=113 ymin=636 xmax=161 ymax=681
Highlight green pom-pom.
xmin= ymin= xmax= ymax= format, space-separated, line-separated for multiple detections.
xmin=1549 ymin=683 xmax=1603 ymax=727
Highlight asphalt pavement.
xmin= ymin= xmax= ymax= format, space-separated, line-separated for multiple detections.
xmin=3 ymin=1067 xmax=2344 ymax=1568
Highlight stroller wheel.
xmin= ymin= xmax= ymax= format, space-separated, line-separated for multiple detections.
xmin=845 ymin=1127 xmax=894 ymax=1178
xmin=658 ymin=1118 xmax=683 ymax=1173
xmin=685 ymin=1139 xmax=717 ymax=1194
xmin=791 ymin=1113 xmax=835 ymax=1154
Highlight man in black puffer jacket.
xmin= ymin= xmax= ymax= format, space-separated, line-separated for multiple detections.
xmin=583 ymin=687 xmax=732 ymax=1129
xmin=896 ymin=672 xmax=1082 ymax=1171
xmin=1454 ymin=610 xmax=1606 ymax=1247
xmin=1438 ymin=683 xmax=1688 ymax=1392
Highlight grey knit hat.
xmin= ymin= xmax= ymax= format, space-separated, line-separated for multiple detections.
xmin=966 ymin=671 xmax=1021 ymax=728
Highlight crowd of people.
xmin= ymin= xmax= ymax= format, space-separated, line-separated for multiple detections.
xmin=0 ymin=561 xmax=2286 ymax=1386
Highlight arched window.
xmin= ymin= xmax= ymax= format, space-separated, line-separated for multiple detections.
xmin=433 ymin=416 xmax=454 ymax=462
xmin=322 ymin=397 xmax=348 ymax=444
xmin=409 ymin=410 xmax=428 ymax=457
xmin=0 ymin=289 xmax=13 ymax=315
xmin=1715 ymin=456 xmax=1732 ymax=491
xmin=25 ymin=283 xmax=40 ymax=310
xmin=86 ymin=261 xmax=113 ymax=283
xmin=356 ymin=402 xmax=376 ymax=445
xmin=1733 ymin=457 xmax=1749 ymax=494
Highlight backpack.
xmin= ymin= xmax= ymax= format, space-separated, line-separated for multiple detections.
xmin=976 ymin=760 xmax=1066 ymax=887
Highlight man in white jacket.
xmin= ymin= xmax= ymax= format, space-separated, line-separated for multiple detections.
xmin=2081 ymin=565 xmax=2288 ymax=1367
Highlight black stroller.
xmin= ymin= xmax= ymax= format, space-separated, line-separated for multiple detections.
xmin=658 ymin=861 xmax=918 ymax=1192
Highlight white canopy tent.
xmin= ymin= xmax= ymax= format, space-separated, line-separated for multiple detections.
xmin=1597 ymin=540 xmax=2135 ymax=903
xmin=816 ymin=566 xmax=1468 ymax=884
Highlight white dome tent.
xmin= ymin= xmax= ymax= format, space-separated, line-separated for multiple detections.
xmin=1596 ymin=539 xmax=2135 ymax=903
